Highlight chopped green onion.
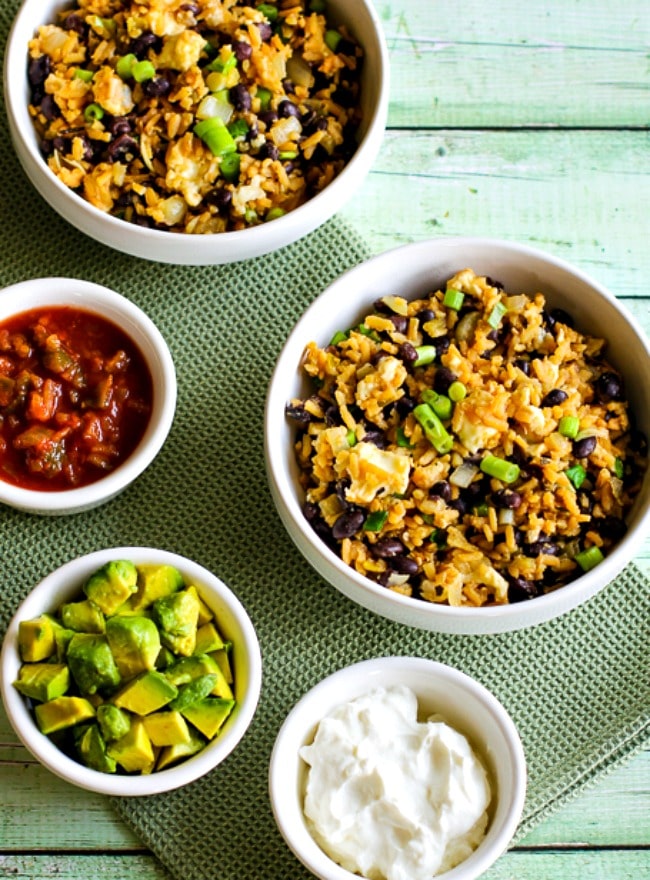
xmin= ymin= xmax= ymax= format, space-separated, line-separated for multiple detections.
xmin=325 ymin=29 xmax=342 ymax=51
xmin=346 ymin=429 xmax=357 ymax=447
xmin=116 ymin=53 xmax=137 ymax=79
xmin=207 ymin=51 xmax=237 ymax=73
xmin=443 ymin=288 xmax=465 ymax=311
xmin=83 ymin=103 xmax=104 ymax=122
xmin=220 ymin=151 xmax=240 ymax=182
xmin=473 ymin=502 xmax=489 ymax=517
xmin=396 ymin=426 xmax=413 ymax=448
xmin=364 ymin=510 xmax=388 ymax=532
xmin=329 ymin=330 xmax=348 ymax=345
xmin=429 ymin=528 xmax=446 ymax=548
xmin=575 ymin=545 xmax=604 ymax=572
xmin=73 ymin=68 xmax=94 ymax=82
xmin=258 ymin=3 xmax=279 ymax=20
xmin=413 ymin=404 xmax=454 ymax=455
xmin=421 ymin=389 xmax=452 ymax=421
xmin=413 ymin=345 xmax=436 ymax=367
xmin=194 ymin=117 xmax=236 ymax=156
xmin=256 ymin=87 xmax=272 ymax=111
xmin=279 ymin=150 xmax=298 ymax=160
xmin=132 ymin=60 xmax=156 ymax=82
xmin=448 ymin=381 xmax=467 ymax=402
xmin=558 ymin=416 xmax=580 ymax=439
xmin=480 ymin=454 xmax=520 ymax=484
xmin=487 ymin=301 xmax=507 ymax=329
xmin=614 ymin=457 xmax=624 ymax=479
xmin=265 ymin=207 xmax=286 ymax=221
xmin=566 ymin=463 xmax=587 ymax=489
xmin=357 ymin=324 xmax=381 ymax=341
xmin=227 ymin=118 xmax=250 ymax=139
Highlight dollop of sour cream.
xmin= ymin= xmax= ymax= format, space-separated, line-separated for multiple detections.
xmin=300 ymin=685 xmax=491 ymax=880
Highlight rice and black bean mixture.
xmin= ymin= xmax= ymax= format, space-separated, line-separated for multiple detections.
xmin=26 ymin=0 xmax=362 ymax=233
xmin=286 ymin=270 xmax=647 ymax=606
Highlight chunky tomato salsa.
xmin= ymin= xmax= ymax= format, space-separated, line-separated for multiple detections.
xmin=0 ymin=306 xmax=153 ymax=491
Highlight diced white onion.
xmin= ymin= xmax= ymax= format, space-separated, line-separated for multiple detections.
xmin=387 ymin=573 xmax=411 ymax=587
xmin=196 ymin=94 xmax=234 ymax=123
xmin=498 ymin=508 xmax=515 ymax=525
xmin=449 ymin=461 xmax=479 ymax=488
xmin=286 ymin=53 xmax=314 ymax=89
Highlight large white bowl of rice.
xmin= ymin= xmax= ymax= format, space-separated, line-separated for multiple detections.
xmin=265 ymin=237 xmax=650 ymax=634
xmin=4 ymin=0 xmax=388 ymax=264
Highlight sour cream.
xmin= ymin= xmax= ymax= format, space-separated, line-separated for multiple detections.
xmin=300 ymin=685 xmax=491 ymax=880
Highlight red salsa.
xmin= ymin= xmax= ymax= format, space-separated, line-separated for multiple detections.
xmin=0 ymin=306 xmax=153 ymax=491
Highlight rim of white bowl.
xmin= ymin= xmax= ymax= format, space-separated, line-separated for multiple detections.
xmin=0 ymin=278 xmax=177 ymax=513
xmin=265 ymin=236 xmax=650 ymax=629
xmin=0 ymin=546 xmax=263 ymax=796
xmin=3 ymin=0 xmax=390 ymax=264
xmin=269 ymin=656 xmax=527 ymax=880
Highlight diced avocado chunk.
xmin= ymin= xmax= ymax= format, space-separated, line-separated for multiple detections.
xmin=18 ymin=615 xmax=57 ymax=662
xmin=13 ymin=662 xmax=70 ymax=702
xmin=67 ymin=633 xmax=121 ymax=696
xmin=131 ymin=564 xmax=184 ymax=611
xmin=113 ymin=670 xmax=178 ymax=715
xmin=169 ymin=674 xmax=218 ymax=712
xmin=97 ymin=703 xmax=131 ymax=742
xmin=194 ymin=621 xmax=225 ymax=654
xmin=77 ymin=723 xmax=117 ymax=773
xmin=181 ymin=697 xmax=235 ymax=740
xmin=154 ymin=646 xmax=176 ymax=670
xmin=84 ymin=560 xmax=138 ymax=616
xmin=211 ymin=646 xmax=233 ymax=684
xmin=166 ymin=654 xmax=233 ymax=700
xmin=60 ymin=599 xmax=105 ymax=634
xmin=143 ymin=710 xmax=191 ymax=746
xmin=107 ymin=719 xmax=155 ymax=773
xmin=196 ymin=595 xmax=214 ymax=626
xmin=156 ymin=728 xmax=206 ymax=771
xmin=152 ymin=586 xmax=200 ymax=656
xmin=35 ymin=696 xmax=96 ymax=734
xmin=105 ymin=616 xmax=161 ymax=679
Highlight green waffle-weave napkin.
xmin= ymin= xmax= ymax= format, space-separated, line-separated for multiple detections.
xmin=1 ymin=2 xmax=649 ymax=878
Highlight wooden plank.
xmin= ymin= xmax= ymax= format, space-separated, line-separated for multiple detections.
xmin=0 ymin=848 xmax=649 ymax=880
xmin=377 ymin=0 xmax=650 ymax=127
xmin=341 ymin=129 xmax=650 ymax=299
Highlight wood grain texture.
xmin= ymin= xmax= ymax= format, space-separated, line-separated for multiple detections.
xmin=378 ymin=0 xmax=650 ymax=128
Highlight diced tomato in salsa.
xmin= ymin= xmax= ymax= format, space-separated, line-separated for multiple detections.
xmin=0 ymin=306 xmax=153 ymax=491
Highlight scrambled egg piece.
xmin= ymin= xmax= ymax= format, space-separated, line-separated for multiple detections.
xmin=92 ymin=66 xmax=134 ymax=116
xmin=164 ymin=133 xmax=220 ymax=206
xmin=355 ymin=356 xmax=407 ymax=413
xmin=156 ymin=30 xmax=206 ymax=71
xmin=452 ymin=390 xmax=500 ymax=454
xmin=344 ymin=442 xmax=410 ymax=505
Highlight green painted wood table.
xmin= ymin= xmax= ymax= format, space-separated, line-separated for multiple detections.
xmin=1 ymin=0 xmax=649 ymax=878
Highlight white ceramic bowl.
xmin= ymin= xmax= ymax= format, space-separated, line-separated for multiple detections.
xmin=269 ymin=656 xmax=527 ymax=880
xmin=265 ymin=237 xmax=650 ymax=634
xmin=0 ymin=546 xmax=262 ymax=796
xmin=4 ymin=0 xmax=389 ymax=265
xmin=0 ymin=277 xmax=176 ymax=515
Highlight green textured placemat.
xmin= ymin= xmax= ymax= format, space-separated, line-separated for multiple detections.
xmin=1 ymin=3 xmax=649 ymax=878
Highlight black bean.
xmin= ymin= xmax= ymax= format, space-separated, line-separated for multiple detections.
xmin=108 ymin=116 xmax=132 ymax=136
xmin=372 ymin=538 xmax=405 ymax=558
xmin=233 ymin=39 xmax=252 ymax=61
xmin=513 ymin=528 xmax=525 ymax=546
xmin=141 ymin=76 xmax=170 ymax=97
xmin=448 ymin=497 xmax=466 ymax=516
xmin=508 ymin=576 xmax=539 ymax=603
xmin=278 ymin=99 xmax=299 ymax=118
xmin=486 ymin=329 xmax=499 ymax=342
xmin=389 ymin=315 xmax=408 ymax=335
xmin=432 ymin=335 xmax=451 ymax=355
xmin=302 ymin=502 xmax=319 ymax=523
xmin=284 ymin=403 xmax=313 ymax=424
xmin=300 ymin=109 xmax=318 ymax=130
xmin=51 ymin=136 xmax=67 ymax=152
xmin=433 ymin=366 xmax=456 ymax=395
xmin=485 ymin=276 xmax=504 ymax=289
xmin=398 ymin=342 xmax=418 ymax=366
xmin=394 ymin=396 xmax=415 ymax=417
xmin=526 ymin=539 xmax=560 ymax=557
xmin=630 ymin=430 xmax=648 ymax=456
xmin=594 ymin=515 xmax=628 ymax=542
xmin=541 ymin=388 xmax=568 ymax=407
xmin=257 ymin=22 xmax=273 ymax=41
xmin=430 ymin=480 xmax=452 ymax=501
xmin=106 ymin=134 xmax=138 ymax=162
xmin=546 ymin=307 xmax=575 ymax=331
xmin=28 ymin=55 xmax=50 ymax=87
xmin=334 ymin=480 xmax=351 ymax=507
xmin=332 ymin=509 xmax=365 ymax=540
xmin=230 ymin=83 xmax=252 ymax=112
xmin=76 ymin=133 xmax=96 ymax=162
xmin=513 ymin=358 xmax=530 ymax=375
xmin=258 ymin=110 xmax=278 ymax=127
xmin=259 ymin=141 xmax=279 ymax=160
xmin=40 ymin=95 xmax=58 ymax=121
xmin=362 ymin=430 xmax=388 ymax=449
xmin=595 ymin=371 xmax=623 ymax=402
xmin=493 ymin=488 xmax=522 ymax=509
xmin=388 ymin=556 xmax=419 ymax=575
xmin=573 ymin=435 xmax=597 ymax=458
xmin=62 ymin=13 xmax=87 ymax=35
xmin=418 ymin=308 xmax=436 ymax=323
xmin=129 ymin=31 xmax=160 ymax=57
